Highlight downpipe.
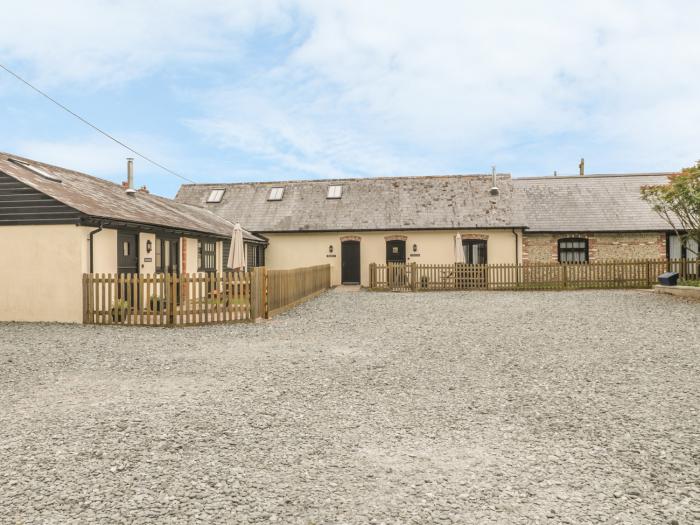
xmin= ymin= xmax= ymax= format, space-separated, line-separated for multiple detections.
xmin=88 ymin=223 xmax=103 ymax=273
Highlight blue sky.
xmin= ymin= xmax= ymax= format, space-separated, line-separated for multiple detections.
xmin=1 ymin=1 xmax=699 ymax=197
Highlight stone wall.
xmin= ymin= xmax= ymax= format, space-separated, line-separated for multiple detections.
xmin=523 ymin=232 xmax=667 ymax=263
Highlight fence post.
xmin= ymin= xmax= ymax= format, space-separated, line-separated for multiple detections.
xmin=562 ymin=264 xmax=568 ymax=289
xmin=369 ymin=263 xmax=376 ymax=289
xmin=250 ymin=267 xmax=264 ymax=321
xmin=410 ymin=262 xmax=417 ymax=291
xmin=82 ymin=274 xmax=88 ymax=324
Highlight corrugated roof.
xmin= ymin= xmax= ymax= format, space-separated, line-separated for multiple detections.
xmin=0 ymin=153 xmax=265 ymax=242
xmin=175 ymin=174 xmax=520 ymax=232
xmin=512 ymin=173 xmax=675 ymax=232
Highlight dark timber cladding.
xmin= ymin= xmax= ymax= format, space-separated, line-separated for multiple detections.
xmin=0 ymin=171 xmax=81 ymax=225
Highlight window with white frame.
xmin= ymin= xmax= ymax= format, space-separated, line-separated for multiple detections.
xmin=268 ymin=187 xmax=285 ymax=201
xmin=327 ymin=185 xmax=343 ymax=199
xmin=206 ymin=189 xmax=225 ymax=203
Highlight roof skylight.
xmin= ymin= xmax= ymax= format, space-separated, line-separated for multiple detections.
xmin=327 ymin=185 xmax=343 ymax=199
xmin=10 ymin=158 xmax=61 ymax=182
xmin=268 ymin=187 xmax=285 ymax=201
xmin=206 ymin=189 xmax=225 ymax=203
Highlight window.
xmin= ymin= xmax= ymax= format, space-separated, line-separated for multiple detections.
xmin=9 ymin=158 xmax=61 ymax=182
xmin=198 ymin=239 xmax=216 ymax=272
xmin=268 ymin=187 xmax=285 ymax=201
xmin=155 ymin=239 xmax=163 ymax=271
xmin=327 ymin=185 xmax=343 ymax=199
xmin=462 ymin=240 xmax=487 ymax=265
xmin=246 ymin=243 xmax=265 ymax=268
xmin=206 ymin=189 xmax=225 ymax=203
xmin=558 ymin=238 xmax=589 ymax=263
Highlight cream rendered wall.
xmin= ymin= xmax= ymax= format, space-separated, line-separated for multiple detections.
xmin=80 ymin=227 xmax=117 ymax=274
xmin=216 ymin=240 xmax=223 ymax=272
xmin=181 ymin=236 xmax=199 ymax=274
xmin=263 ymin=229 xmax=522 ymax=287
xmin=0 ymin=225 xmax=85 ymax=323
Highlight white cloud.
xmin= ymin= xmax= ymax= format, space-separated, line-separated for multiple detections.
xmin=2 ymin=1 xmax=700 ymax=178
xmin=0 ymin=0 xmax=289 ymax=87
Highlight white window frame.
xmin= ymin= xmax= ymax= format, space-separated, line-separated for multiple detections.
xmin=10 ymin=158 xmax=61 ymax=182
xmin=206 ymin=189 xmax=225 ymax=203
xmin=327 ymin=185 xmax=343 ymax=199
xmin=268 ymin=187 xmax=285 ymax=201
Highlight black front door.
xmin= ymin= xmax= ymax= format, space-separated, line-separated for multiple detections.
xmin=386 ymin=240 xmax=406 ymax=264
xmin=386 ymin=239 xmax=407 ymax=288
xmin=117 ymin=232 xmax=139 ymax=274
xmin=341 ymin=240 xmax=361 ymax=284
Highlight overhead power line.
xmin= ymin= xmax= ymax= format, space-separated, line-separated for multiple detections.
xmin=0 ymin=62 xmax=196 ymax=183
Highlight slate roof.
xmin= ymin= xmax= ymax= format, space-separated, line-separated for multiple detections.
xmin=512 ymin=173 xmax=675 ymax=232
xmin=0 ymin=153 xmax=265 ymax=242
xmin=175 ymin=174 xmax=520 ymax=232
xmin=177 ymin=172 xmax=677 ymax=233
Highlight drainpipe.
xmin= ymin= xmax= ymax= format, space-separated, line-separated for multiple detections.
xmin=89 ymin=223 xmax=103 ymax=273
xmin=512 ymin=228 xmax=520 ymax=283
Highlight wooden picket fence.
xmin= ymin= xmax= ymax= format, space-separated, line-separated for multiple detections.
xmin=83 ymin=264 xmax=331 ymax=326
xmin=266 ymin=264 xmax=332 ymax=317
xmin=369 ymin=258 xmax=698 ymax=292
xmin=83 ymin=272 xmax=252 ymax=325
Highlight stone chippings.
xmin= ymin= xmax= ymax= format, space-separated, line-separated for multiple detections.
xmin=0 ymin=290 xmax=698 ymax=524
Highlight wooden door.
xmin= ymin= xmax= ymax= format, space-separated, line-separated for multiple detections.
xmin=386 ymin=240 xmax=407 ymax=289
xmin=117 ymin=232 xmax=139 ymax=274
xmin=341 ymin=240 xmax=361 ymax=284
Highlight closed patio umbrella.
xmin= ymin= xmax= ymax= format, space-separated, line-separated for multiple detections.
xmin=454 ymin=233 xmax=466 ymax=264
xmin=227 ymin=223 xmax=247 ymax=271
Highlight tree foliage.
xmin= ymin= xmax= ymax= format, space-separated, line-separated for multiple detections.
xmin=641 ymin=162 xmax=700 ymax=256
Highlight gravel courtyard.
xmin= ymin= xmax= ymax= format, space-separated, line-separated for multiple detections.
xmin=1 ymin=290 xmax=698 ymax=524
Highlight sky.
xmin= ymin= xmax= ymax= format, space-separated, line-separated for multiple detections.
xmin=1 ymin=0 xmax=699 ymax=197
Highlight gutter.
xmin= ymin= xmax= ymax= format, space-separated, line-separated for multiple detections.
xmin=88 ymin=223 xmax=103 ymax=273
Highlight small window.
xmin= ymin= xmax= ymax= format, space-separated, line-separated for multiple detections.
xmin=327 ymin=185 xmax=342 ymax=199
xmin=198 ymin=239 xmax=217 ymax=272
xmin=206 ymin=189 xmax=225 ymax=203
xmin=9 ymin=158 xmax=61 ymax=182
xmin=268 ymin=187 xmax=285 ymax=201
xmin=558 ymin=238 xmax=589 ymax=263
xmin=155 ymin=239 xmax=163 ymax=272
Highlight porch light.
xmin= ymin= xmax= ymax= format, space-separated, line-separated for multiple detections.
xmin=413 ymin=244 xmax=418 ymax=252
xmin=146 ymin=240 xmax=153 ymax=253
xmin=328 ymin=245 xmax=333 ymax=253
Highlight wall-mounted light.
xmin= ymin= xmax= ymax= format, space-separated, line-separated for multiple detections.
xmin=329 ymin=245 xmax=334 ymax=253
xmin=146 ymin=240 xmax=153 ymax=253
xmin=413 ymin=244 xmax=418 ymax=253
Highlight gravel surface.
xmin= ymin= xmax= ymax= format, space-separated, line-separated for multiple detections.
xmin=1 ymin=289 xmax=698 ymax=524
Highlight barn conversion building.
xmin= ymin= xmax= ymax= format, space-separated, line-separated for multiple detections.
xmin=176 ymin=170 xmax=693 ymax=288
xmin=0 ymin=153 xmax=265 ymax=322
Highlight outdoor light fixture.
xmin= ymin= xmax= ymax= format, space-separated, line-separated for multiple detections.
xmin=146 ymin=240 xmax=152 ymax=253
xmin=329 ymin=245 xmax=334 ymax=253
xmin=413 ymin=244 xmax=418 ymax=252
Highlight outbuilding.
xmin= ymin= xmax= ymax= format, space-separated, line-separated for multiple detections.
xmin=0 ymin=153 xmax=265 ymax=322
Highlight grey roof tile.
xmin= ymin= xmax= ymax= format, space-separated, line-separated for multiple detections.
xmin=0 ymin=153 xmax=264 ymax=242
xmin=176 ymin=175 xmax=519 ymax=231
